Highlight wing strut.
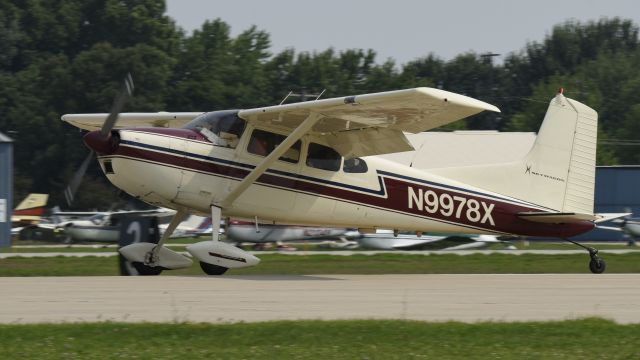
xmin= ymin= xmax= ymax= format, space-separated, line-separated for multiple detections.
xmin=217 ymin=112 xmax=322 ymax=209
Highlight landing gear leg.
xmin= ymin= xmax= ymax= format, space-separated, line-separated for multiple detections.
xmin=563 ymin=238 xmax=606 ymax=274
xmin=145 ymin=209 xmax=188 ymax=269
xmin=199 ymin=205 xmax=228 ymax=276
xmin=210 ymin=206 xmax=221 ymax=243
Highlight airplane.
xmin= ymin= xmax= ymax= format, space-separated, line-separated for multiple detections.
xmin=50 ymin=209 xmax=179 ymax=243
xmin=225 ymin=219 xmax=357 ymax=249
xmin=225 ymin=220 xmax=508 ymax=251
xmin=10 ymin=193 xmax=51 ymax=237
xmin=158 ymin=214 xmax=215 ymax=239
xmin=10 ymin=193 xmax=49 ymax=227
xmin=598 ymin=216 xmax=640 ymax=246
xmin=356 ymin=230 xmax=514 ymax=251
xmin=61 ymin=77 xmax=618 ymax=275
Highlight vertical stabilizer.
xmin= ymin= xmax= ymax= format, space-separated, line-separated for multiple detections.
xmin=429 ymin=93 xmax=598 ymax=213
xmin=11 ymin=193 xmax=49 ymax=223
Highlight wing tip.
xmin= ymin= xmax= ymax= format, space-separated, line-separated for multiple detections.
xmin=414 ymin=87 xmax=501 ymax=113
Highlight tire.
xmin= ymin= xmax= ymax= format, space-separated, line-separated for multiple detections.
xmin=131 ymin=262 xmax=164 ymax=276
xmin=589 ymin=258 xmax=606 ymax=274
xmin=200 ymin=262 xmax=228 ymax=275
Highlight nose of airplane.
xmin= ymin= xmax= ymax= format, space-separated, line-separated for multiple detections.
xmin=83 ymin=130 xmax=119 ymax=154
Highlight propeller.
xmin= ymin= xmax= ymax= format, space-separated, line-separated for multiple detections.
xmin=64 ymin=73 xmax=134 ymax=206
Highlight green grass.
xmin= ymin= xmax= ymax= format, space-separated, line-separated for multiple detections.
xmin=0 ymin=318 xmax=637 ymax=359
xmin=1 ymin=252 xmax=640 ymax=276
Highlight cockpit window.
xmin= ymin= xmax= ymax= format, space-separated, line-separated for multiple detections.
xmin=247 ymin=129 xmax=301 ymax=164
xmin=343 ymin=157 xmax=368 ymax=173
xmin=306 ymin=143 xmax=341 ymax=172
xmin=184 ymin=110 xmax=246 ymax=148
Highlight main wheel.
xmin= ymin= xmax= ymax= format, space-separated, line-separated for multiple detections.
xmin=200 ymin=261 xmax=228 ymax=275
xmin=589 ymin=258 xmax=606 ymax=274
xmin=131 ymin=262 xmax=164 ymax=276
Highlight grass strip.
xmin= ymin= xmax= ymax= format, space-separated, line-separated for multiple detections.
xmin=1 ymin=252 xmax=639 ymax=276
xmin=0 ymin=318 xmax=638 ymax=359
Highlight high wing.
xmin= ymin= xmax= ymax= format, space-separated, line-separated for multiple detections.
xmin=239 ymin=87 xmax=500 ymax=158
xmin=61 ymin=87 xmax=499 ymax=157
xmin=61 ymin=112 xmax=204 ymax=131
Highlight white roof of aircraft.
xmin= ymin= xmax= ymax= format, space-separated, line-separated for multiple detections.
xmin=379 ymin=131 xmax=536 ymax=169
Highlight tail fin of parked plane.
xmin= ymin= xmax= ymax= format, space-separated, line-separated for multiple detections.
xmin=430 ymin=91 xmax=598 ymax=215
xmin=11 ymin=193 xmax=49 ymax=224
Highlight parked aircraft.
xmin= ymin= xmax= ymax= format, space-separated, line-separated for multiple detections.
xmin=356 ymin=230 xmax=514 ymax=250
xmin=51 ymin=209 xmax=213 ymax=243
xmin=225 ymin=221 xmax=509 ymax=251
xmin=225 ymin=219 xmax=357 ymax=249
xmin=10 ymin=193 xmax=49 ymax=227
xmin=62 ymin=77 xmax=617 ymax=274
xmin=51 ymin=210 xmax=166 ymax=243
xmin=598 ymin=216 xmax=640 ymax=245
xmin=158 ymin=215 xmax=214 ymax=239
xmin=10 ymin=194 xmax=51 ymax=238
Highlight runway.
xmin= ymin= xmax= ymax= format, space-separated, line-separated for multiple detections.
xmin=1 ymin=274 xmax=639 ymax=324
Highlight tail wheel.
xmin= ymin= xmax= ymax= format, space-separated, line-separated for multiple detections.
xmin=131 ymin=262 xmax=164 ymax=276
xmin=199 ymin=262 xmax=228 ymax=275
xmin=589 ymin=258 xmax=606 ymax=274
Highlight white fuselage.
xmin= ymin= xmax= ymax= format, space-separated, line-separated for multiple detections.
xmin=97 ymin=127 xmax=587 ymax=238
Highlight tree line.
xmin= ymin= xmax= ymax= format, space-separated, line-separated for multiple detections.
xmin=1 ymin=0 xmax=639 ymax=209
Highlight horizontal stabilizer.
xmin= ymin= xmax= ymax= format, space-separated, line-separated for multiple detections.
xmin=518 ymin=212 xmax=598 ymax=224
xmin=518 ymin=212 xmax=631 ymax=224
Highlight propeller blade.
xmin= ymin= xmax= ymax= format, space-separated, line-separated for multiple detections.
xmin=64 ymin=150 xmax=94 ymax=206
xmin=100 ymin=73 xmax=134 ymax=136
xmin=66 ymin=73 xmax=134 ymax=206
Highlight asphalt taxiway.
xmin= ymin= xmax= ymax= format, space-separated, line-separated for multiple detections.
xmin=0 ymin=274 xmax=638 ymax=324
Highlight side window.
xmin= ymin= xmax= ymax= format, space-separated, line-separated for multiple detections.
xmin=247 ymin=129 xmax=301 ymax=164
xmin=306 ymin=143 xmax=341 ymax=172
xmin=343 ymin=157 xmax=368 ymax=173
xmin=198 ymin=114 xmax=246 ymax=149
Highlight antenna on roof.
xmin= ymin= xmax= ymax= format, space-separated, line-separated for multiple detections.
xmin=279 ymin=91 xmax=293 ymax=105
xmin=279 ymin=89 xmax=325 ymax=105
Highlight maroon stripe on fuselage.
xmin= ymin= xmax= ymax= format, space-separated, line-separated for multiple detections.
xmin=113 ymin=139 xmax=594 ymax=238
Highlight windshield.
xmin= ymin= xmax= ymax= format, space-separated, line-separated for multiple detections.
xmin=183 ymin=110 xmax=246 ymax=148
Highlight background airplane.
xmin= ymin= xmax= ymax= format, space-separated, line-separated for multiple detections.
xmin=225 ymin=219 xmax=357 ymax=249
xmin=356 ymin=230 xmax=515 ymax=250
xmin=10 ymin=193 xmax=49 ymax=227
xmin=10 ymin=193 xmax=50 ymax=237
xmin=15 ymin=208 xmax=173 ymax=243
xmin=598 ymin=216 xmax=640 ymax=246
xmin=49 ymin=209 xmax=209 ymax=243
xmin=158 ymin=215 xmax=215 ymax=239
